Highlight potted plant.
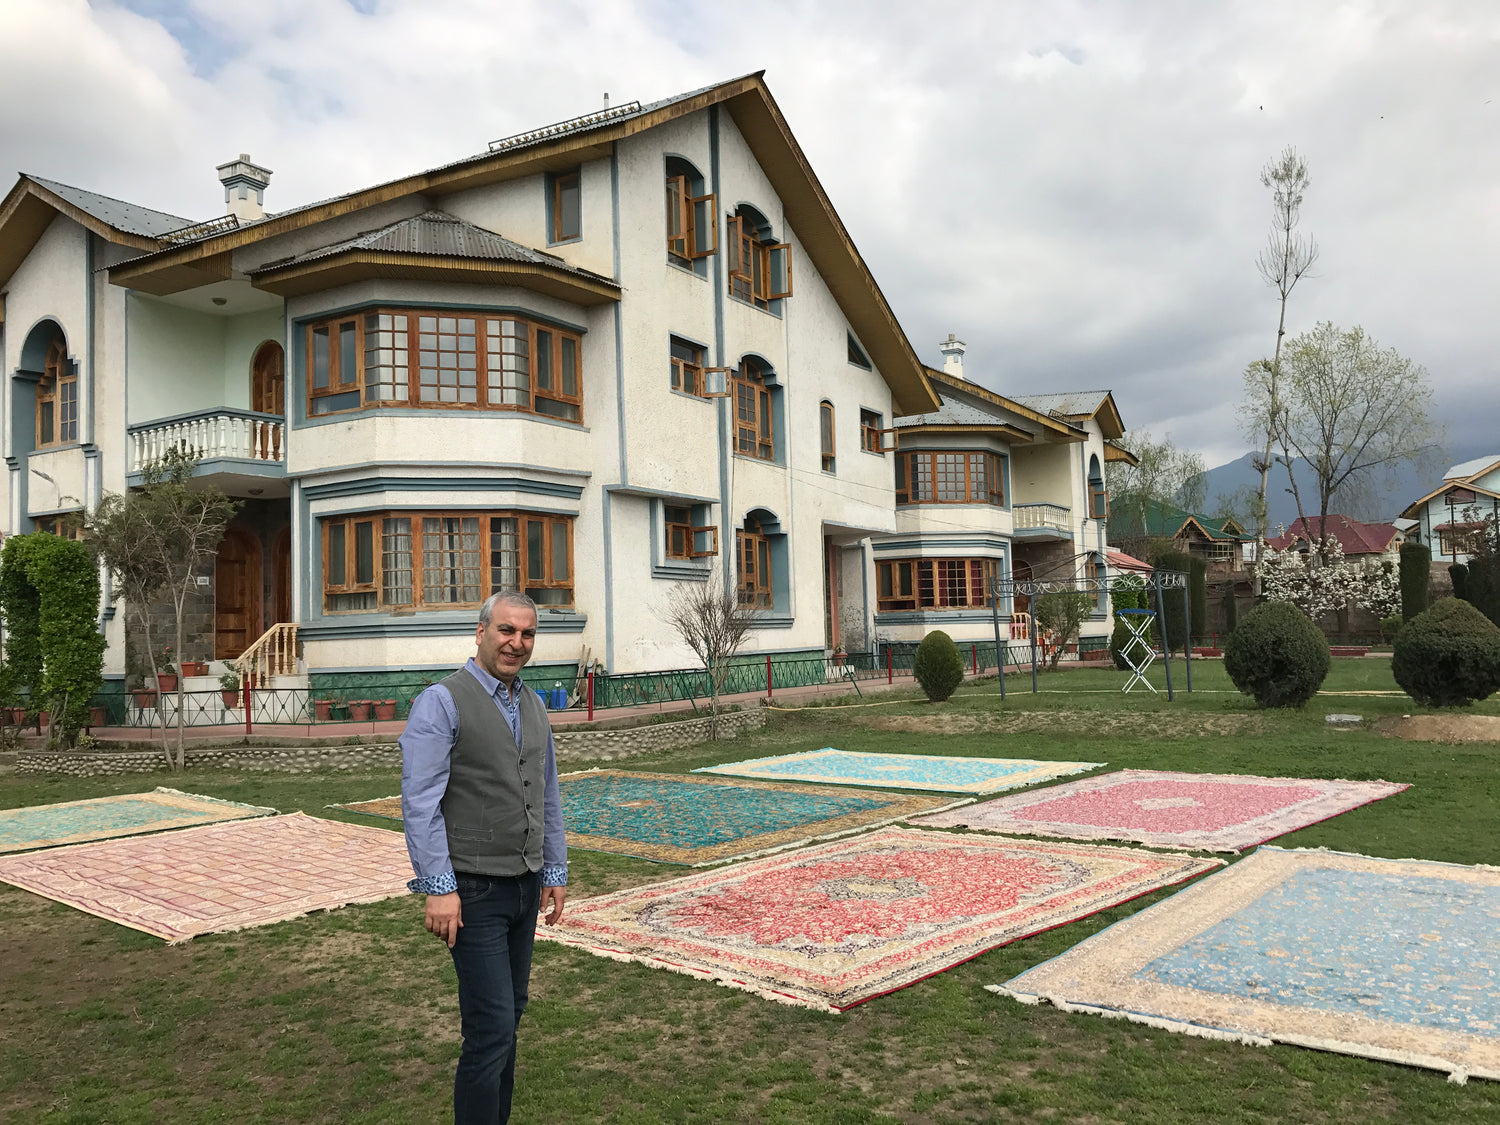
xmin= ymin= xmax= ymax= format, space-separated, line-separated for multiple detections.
xmin=219 ymin=671 xmax=243 ymax=708
xmin=181 ymin=659 xmax=209 ymax=678
xmin=154 ymin=645 xmax=178 ymax=692
xmin=373 ymin=698 xmax=397 ymax=721
xmin=348 ymin=699 xmax=373 ymax=722
xmin=312 ymin=698 xmax=334 ymax=721
xmin=832 ymin=645 xmax=847 ymax=666
xmin=131 ymin=686 xmax=158 ymax=709
xmin=89 ymin=704 xmax=110 ymax=728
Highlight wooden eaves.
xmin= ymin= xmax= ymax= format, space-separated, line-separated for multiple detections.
xmin=250 ymin=251 xmax=620 ymax=305
xmin=0 ymin=178 xmax=164 ymax=287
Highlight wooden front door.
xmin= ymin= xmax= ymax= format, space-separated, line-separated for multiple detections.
xmin=272 ymin=527 xmax=292 ymax=627
xmin=215 ymin=527 xmax=263 ymax=659
xmin=251 ymin=342 xmax=285 ymax=414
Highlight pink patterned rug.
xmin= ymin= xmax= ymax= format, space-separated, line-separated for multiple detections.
xmin=535 ymin=827 xmax=1221 ymax=1011
xmin=912 ymin=770 xmax=1409 ymax=852
xmin=0 ymin=812 xmax=414 ymax=943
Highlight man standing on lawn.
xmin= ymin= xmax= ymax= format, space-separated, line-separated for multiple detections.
xmin=400 ymin=591 xmax=567 ymax=1124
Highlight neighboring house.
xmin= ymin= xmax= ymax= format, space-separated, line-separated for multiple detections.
xmin=1113 ymin=499 xmax=1253 ymax=581
xmin=866 ymin=337 xmax=1132 ymax=653
xmin=1400 ymin=454 xmax=1500 ymax=567
xmin=1267 ymin=515 xmax=1403 ymax=562
xmin=0 ymin=73 xmax=946 ymax=696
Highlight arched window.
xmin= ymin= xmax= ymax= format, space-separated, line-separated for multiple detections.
xmin=732 ymin=357 xmax=775 ymax=461
xmin=737 ymin=513 xmax=773 ymax=608
xmin=727 ymin=204 xmax=792 ymax=310
xmin=251 ymin=341 xmax=285 ymax=415
xmin=1088 ymin=454 xmax=1108 ymax=519
xmin=36 ymin=334 xmax=76 ymax=447
xmin=819 ymin=401 xmax=835 ymax=472
xmin=665 ymin=157 xmax=716 ymax=266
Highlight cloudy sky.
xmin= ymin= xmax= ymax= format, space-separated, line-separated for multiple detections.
xmin=3 ymin=0 xmax=1496 ymax=472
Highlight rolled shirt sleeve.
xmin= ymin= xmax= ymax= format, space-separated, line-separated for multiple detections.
xmin=399 ymin=684 xmax=460 ymax=896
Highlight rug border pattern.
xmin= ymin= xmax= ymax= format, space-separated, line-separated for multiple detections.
xmin=692 ymin=748 xmax=1104 ymax=795
xmin=0 ymin=786 xmax=277 ymax=854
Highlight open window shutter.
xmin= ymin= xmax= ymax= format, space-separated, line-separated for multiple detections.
xmin=766 ymin=243 xmax=793 ymax=299
xmin=666 ymin=176 xmax=689 ymax=257
xmin=877 ymin=426 xmax=899 ymax=453
xmin=700 ymin=366 xmax=732 ymax=398
xmin=690 ymin=525 xmax=719 ymax=558
xmin=726 ymin=216 xmax=749 ymax=282
xmin=689 ymin=192 xmax=717 ymax=258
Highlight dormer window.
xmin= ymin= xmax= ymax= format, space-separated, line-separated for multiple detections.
xmin=727 ymin=204 xmax=792 ymax=310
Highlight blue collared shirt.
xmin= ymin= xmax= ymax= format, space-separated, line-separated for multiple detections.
xmin=399 ymin=658 xmax=567 ymax=895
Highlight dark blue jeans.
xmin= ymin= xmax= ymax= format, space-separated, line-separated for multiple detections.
xmin=450 ymin=870 xmax=542 ymax=1124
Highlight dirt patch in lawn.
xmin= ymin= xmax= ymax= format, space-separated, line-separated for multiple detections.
xmin=864 ymin=709 xmax=1262 ymax=739
xmin=1375 ymin=714 xmax=1500 ymax=744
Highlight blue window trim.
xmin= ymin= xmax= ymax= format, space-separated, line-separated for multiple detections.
xmin=650 ymin=496 xmax=716 ymax=581
xmin=725 ymin=201 xmax=785 ymax=319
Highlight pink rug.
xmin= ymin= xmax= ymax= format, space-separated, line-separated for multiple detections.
xmin=535 ymin=827 xmax=1221 ymax=1011
xmin=0 ymin=812 xmax=414 ymax=942
xmin=912 ymin=770 xmax=1409 ymax=852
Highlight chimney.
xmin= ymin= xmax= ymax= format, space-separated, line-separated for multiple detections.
xmin=939 ymin=332 xmax=966 ymax=379
xmin=216 ymin=153 xmax=273 ymax=221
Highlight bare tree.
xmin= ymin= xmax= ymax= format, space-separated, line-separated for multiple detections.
xmin=1267 ymin=322 xmax=1442 ymax=564
xmin=1244 ymin=146 xmax=1318 ymax=591
xmin=663 ymin=574 xmax=758 ymax=739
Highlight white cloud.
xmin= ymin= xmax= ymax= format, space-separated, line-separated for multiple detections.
xmin=2 ymin=0 xmax=1496 ymax=469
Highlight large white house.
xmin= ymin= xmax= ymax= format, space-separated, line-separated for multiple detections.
xmin=0 ymin=73 xmax=1127 ymax=703
xmin=1401 ymin=454 xmax=1500 ymax=569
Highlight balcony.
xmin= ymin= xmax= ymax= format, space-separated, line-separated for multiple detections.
xmin=127 ymin=408 xmax=286 ymax=494
xmin=1012 ymin=502 xmax=1072 ymax=540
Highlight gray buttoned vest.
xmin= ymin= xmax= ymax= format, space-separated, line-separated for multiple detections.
xmin=438 ymin=668 xmax=550 ymax=877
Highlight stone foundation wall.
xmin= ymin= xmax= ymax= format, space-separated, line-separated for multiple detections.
xmin=16 ymin=706 xmax=767 ymax=777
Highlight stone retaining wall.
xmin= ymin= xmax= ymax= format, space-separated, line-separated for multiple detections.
xmin=16 ymin=706 xmax=767 ymax=777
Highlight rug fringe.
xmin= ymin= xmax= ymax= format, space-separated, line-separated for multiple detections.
xmin=537 ymin=933 xmax=837 ymax=1012
xmin=152 ymin=787 xmax=276 ymax=815
xmin=985 ymin=987 xmax=1494 ymax=1083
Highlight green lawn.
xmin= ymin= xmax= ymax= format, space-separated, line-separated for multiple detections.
xmin=3 ymin=659 xmax=1499 ymax=1123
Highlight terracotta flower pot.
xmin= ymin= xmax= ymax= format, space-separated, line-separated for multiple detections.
xmin=132 ymin=690 xmax=158 ymax=709
xmin=156 ymin=673 xmax=179 ymax=692
xmin=373 ymin=699 xmax=397 ymax=721
xmin=180 ymin=661 xmax=209 ymax=678
xmin=348 ymin=699 xmax=372 ymax=722
xmin=313 ymin=699 xmax=334 ymax=721
xmin=221 ymin=690 xmax=241 ymax=708
xmin=90 ymin=705 xmax=109 ymax=727
xmin=6 ymin=707 xmax=24 ymax=725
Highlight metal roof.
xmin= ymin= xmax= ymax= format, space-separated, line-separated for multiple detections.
xmin=893 ymin=386 xmax=1022 ymax=429
xmin=1444 ymin=454 xmax=1500 ymax=481
xmin=253 ymin=210 xmax=608 ymax=280
xmin=1010 ymin=391 xmax=1112 ymax=418
xmin=28 ymin=176 xmax=196 ymax=237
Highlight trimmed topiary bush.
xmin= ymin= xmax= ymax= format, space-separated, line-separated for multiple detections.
xmin=913 ymin=629 xmax=964 ymax=703
xmin=1223 ymin=601 xmax=1331 ymax=708
xmin=1399 ymin=540 xmax=1430 ymax=621
xmin=1391 ymin=597 xmax=1500 ymax=707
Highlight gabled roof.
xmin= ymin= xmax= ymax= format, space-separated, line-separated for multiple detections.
xmin=904 ymin=369 xmax=1085 ymax=442
xmin=1268 ymin=515 xmax=1399 ymax=556
xmin=1400 ymin=479 xmax=1500 ymax=519
xmin=1010 ymin=390 xmax=1125 ymax=440
xmin=0 ymin=175 xmax=196 ymax=283
xmin=248 ymin=210 xmax=620 ymax=304
xmin=1106 ymin=549 xmax=1153 ymax=574
xmin=1118 ymin=499 xmax=1251 ymax=542
xmin=1444 ymin=454 xmax=1500 ymax=482
xmin=86 ymin=71 xmax=937 ymax=413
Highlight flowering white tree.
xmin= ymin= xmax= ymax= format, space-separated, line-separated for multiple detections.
xmin=1257 ymin=534 xmax=1399 ymax=620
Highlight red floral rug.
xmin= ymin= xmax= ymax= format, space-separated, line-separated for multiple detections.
xmin=913 ymin=770 xmax=1409 ymax=852
xmin=535 ymin=827 xmax=1220 ymax=1011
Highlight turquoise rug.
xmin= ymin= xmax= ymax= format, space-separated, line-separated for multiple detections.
xmin=0 ymin=788 xmax=276 ymax=854
xmin=993 ymin=846 xmax=1500 ymax=1083
xmin=693 ymin=748 xmax=1103 ymax=795
xmin=560 ymin=770 xmax=969 ymax=865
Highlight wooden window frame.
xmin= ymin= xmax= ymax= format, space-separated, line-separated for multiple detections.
xmin=894 ymin=450 xmax=1004 ymax=505
xmin=36 ymin=336 xmax=77 ymax=448
xmin=320 ymin=509 xmax=575 ymax=614
xmin=731 ymin=360 xmax=775 ymax=462
xmin=859 ymin=409 xmax=884 ymax=454
xmin=668 ymin=337 xmax=730 ymax=399
xmin=666 ymin=174 xmax=717 ymax=263
xmin=664 ymin=504 xmax=719 ymax=561
xmin=819 ymin=401 xmax=836 ymax=472
xmin=736 ymin=521 xmax=773 ymax=609
xmin=303 ymin=309 xmax=583 ymax=423
xmin=34 ymin=513 xmax=84 ymax=539
xmin=251 ymin=341 xmax=286 ymax=415
xmin=551 ymin=169 xmax=581 ymax=243
xmin=876 ymin=557 xmax=998 ymax=612
xmin=1089 ymin=479 xmax=1108 ymax=519
xmin=726 ymin=213 xmax=793 ymax=309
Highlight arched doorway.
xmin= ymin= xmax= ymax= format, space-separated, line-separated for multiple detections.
xmin=215 ymin=527 xmax=263 ymax=659
xmin=251 ymin=341 xmax=285 ymax=414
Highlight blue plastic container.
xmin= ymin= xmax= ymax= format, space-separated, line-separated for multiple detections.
xmin=550 ymin=685 xmax=567 ymax=710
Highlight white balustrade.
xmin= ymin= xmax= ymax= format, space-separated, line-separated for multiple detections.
xmin=129 ymin=412 xmax=283 ymax=473
xmin=1013 ymin=503 xmax=1071 ymax=531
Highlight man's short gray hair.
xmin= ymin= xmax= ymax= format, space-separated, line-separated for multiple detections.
xmin=479 ymin=591 xmax=538 ymax=625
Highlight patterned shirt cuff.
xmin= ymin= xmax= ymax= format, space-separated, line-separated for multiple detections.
xmin=407 ymin=870 xmax=457 ymax=895
xmin=540 ymin=863 xmax=568 ymax=887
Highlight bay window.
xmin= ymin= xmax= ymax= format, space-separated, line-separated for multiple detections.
xmin=895 ymin=450 xmax=1005 ymax=505
xmin=876 ymin=558 xmax=998 ymax=611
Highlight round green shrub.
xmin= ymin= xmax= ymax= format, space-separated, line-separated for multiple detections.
xmin=1223 ymin=601 xmax=1330 ymax=708
xmin=1379 ymin=615 xmax=1403 ymax=644
xmin=913 ymin=629 xmax=964 ymax=703
xmin=1391 ymin=597 xmax=1500 ymax=707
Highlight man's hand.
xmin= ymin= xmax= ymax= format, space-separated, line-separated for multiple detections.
xmin=542 ymin=885 xmax=567 ymax=926
xmin=426 ymin=892 xmax=462 ymax=947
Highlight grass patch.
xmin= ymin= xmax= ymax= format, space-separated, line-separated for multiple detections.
xmin=2 ymin=659 xmax=1499 ymax=1122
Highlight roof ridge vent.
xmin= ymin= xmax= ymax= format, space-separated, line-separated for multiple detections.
xmin=488 ymin=101 xmax=642 ymax=152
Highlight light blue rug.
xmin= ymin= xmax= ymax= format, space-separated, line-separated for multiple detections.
xmin=992 ymin=846 xmax=1500 ymax=1083
xmin=0 ymin=788 xmax=276 ymax=854
xmin=693 ymin=748 xmax=1102 ymax=795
